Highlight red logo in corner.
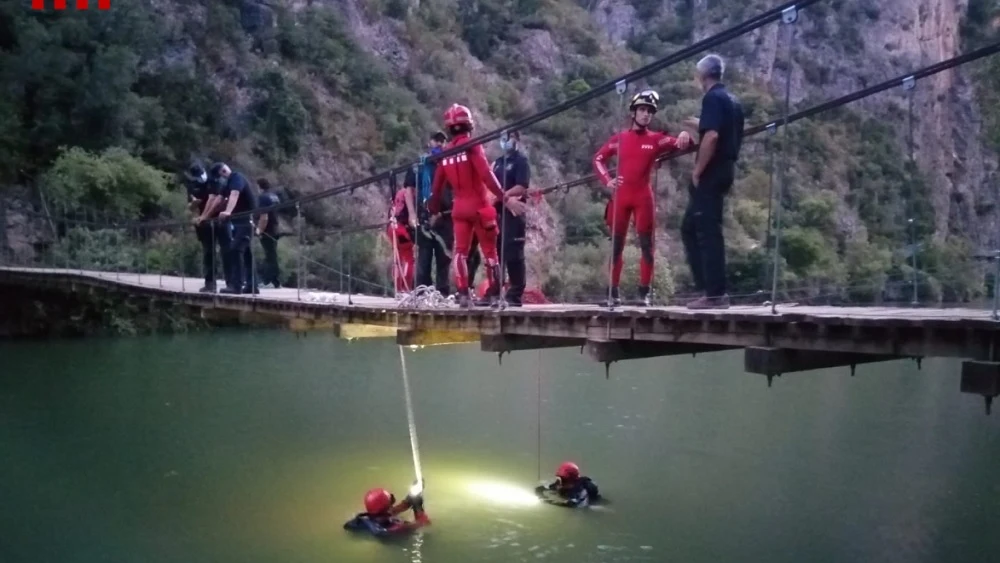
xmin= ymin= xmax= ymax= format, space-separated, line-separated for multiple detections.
xmin=32 ymin=0 xmax=111 ymax=9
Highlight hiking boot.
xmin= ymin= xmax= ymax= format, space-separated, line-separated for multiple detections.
xmin=686 ymin=294 xmax=731 ymax=310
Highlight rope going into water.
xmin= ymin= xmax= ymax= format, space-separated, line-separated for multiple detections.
xmin=398 ymin=345 xmax=423 ymax=484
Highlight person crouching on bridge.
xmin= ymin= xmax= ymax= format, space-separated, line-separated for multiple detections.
xmin=535 ymin=461 xmax=601 ymax=508
xmin=344 ymin=483 xmax=430 ymax=536
xmin=427 ymin=103 xmax=506 ymax=309
xmin=593 ymin=90 xmax=692 ymax=306
xmin=387 ymin=186 xmax=416 ymax=293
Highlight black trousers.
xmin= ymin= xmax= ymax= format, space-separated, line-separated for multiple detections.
xmin=211 ymin=221 xmax=234 ymax=288
xmin=467 ymin=234 xmax=480 ymax=288
xmin=469 ymin=232 xmax=526 ymax=302
xmin=499 ymin=236 xmax=526 ymax=303
xmin=260 ymin=233 xmax=280 ymax=286
xmin=228 ymin=222 xmax=255 ymax=290
xmin=195 ymin=223 xmax=218 ymax=287
xmin=681 ymin=162 xmax=734 ymax=297
xmin=416 ymin=219 xmax=453 ymax=294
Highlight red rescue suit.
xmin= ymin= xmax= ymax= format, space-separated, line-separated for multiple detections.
xmin=593 ymin=129 xmax=683 ymax=288
xmin=387 ymin=190 xmax=414 ymax=293
xmin=428 ymin=133 xmax=505 ymax=295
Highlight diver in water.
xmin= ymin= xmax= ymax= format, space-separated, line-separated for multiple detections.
xmin=344 ymin=481 xmax=430 ymax=536
xmin=535 ymin=462 xmax=601 ymax=508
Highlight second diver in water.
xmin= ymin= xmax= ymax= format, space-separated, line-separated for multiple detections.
xmin=535 ymin=462 xmax=601 ymax=508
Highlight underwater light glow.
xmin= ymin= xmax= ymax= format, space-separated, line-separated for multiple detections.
xmin=465 ymin=480 xmax=541 ymax=507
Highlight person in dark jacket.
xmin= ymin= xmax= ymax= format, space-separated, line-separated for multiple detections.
xmin=185 ymin=162 xmax=221 ymax=292
xmin=344 ymin=482 xmax=430 ymax=537
xmin=490 ymin=131 xmax=530 ymax=306
xmin=211 ymin=162 xmax=259 ymax=294
xmin=406 ymin=131 xmax=453 ymax=295
xmin=683 ymin=54 xmax=745 ymax=310
xmin=535 ymin=462 xmax=601 ymax=508
xmin=470 ymin=132 xmax=530 ymax=306
xmin=255 ymin=178 xmax=281 ymax=288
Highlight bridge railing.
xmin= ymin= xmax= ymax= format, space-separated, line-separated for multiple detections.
xmin=1 ymin=1 xmax=1000 ymax=315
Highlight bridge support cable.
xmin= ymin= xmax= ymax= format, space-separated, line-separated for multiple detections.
xmin=606 ymin=81 xmax=629 ymax=314
xmin=762 ymin=123 xmax=777 ymax=290
xmin=295 ymin=202 xmax=303 ymax=302
xmin=768 ymin=5 xmax=798 ymax=314
xmin=903 ymin=75 xmax=919 ymax=306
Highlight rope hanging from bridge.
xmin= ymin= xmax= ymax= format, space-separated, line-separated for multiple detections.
xmin=397 ymin=345 xmax=424 ymax=485
xmin=390 ymin=213 xmax=424 ymax=484
xmin=536 ymin=349 xmax=543 ymax=481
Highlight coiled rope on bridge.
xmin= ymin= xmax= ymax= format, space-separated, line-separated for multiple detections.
xmin=396 ymin=285 xmax=458 ymax=309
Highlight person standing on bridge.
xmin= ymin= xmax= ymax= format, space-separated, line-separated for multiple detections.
xmin=427 ymin=103 xmax=507 ymax=309
xmin=212 ymin=162 xmax=260 ymax=295
xmin=255 ymin=178 xmax=282 ymax=289
xmin=387 ymin=184 xmax=416 ymax=293
xmin=485 ymin=130 xmax=530 ymax=306
xmin=593 ymin=90 xmax=692 ymax=306
xmin=185 ymin=162 xmax=222 ymax=293
xmin=682 ymin=54 xmax=744 ymax=310
xmin=406 ymin=131 xmax=453 ymax=295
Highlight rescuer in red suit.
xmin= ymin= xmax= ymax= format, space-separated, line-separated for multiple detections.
xmin=428 ymin=104 xmax=507 ymax=308
xmin=387 ymin=188 xmax=415 ymax=293
xmin=593 ymin=90 xmax=692 ymax=306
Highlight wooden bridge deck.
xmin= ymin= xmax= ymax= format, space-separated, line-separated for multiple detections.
xmin=3 ymin=266 xmax=1000 ymax=376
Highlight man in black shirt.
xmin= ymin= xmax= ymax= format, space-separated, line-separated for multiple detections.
xmin=683 ymin=54 xmax=745 ymax=310
xmin=405 ymin=132 xmax=453 ymax=294
xmin=255 ymin=178 xmax=282 ymax=288
xmin=185 ymin=162 xmax=220 ymax=292
xmin=488 ymin=131 xmax=530 ymax=306
xmin=212 ymin=162 xmax=260 ymax=294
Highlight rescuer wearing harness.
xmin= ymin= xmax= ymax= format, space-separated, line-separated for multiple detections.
xmin=535 ymin=462 xmax=601 ymax=508
xmin=406 ymin=132 xmax=453 ymax=295
xmin=427 ymin=103 xmax=506 ymax=308
xmin=593 ymin=90 xmax=692 ymax=306
xmin=387 ymin=187 xmax=416 ymax=293
xmin=344 ymin=481 xmax=430 ymax=536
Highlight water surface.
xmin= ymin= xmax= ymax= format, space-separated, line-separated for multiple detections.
xmin=1 ymin=332 xmax=998 ymax=562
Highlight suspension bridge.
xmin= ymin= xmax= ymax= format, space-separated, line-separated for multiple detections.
xmin=3 ymin=1 xmax=1000 ymax=411
xmin=2 ymin=265 xmax=1000 ymax=414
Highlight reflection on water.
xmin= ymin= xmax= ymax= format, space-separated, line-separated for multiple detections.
xmin=0 ymin=331 xmax=998 ymax=563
